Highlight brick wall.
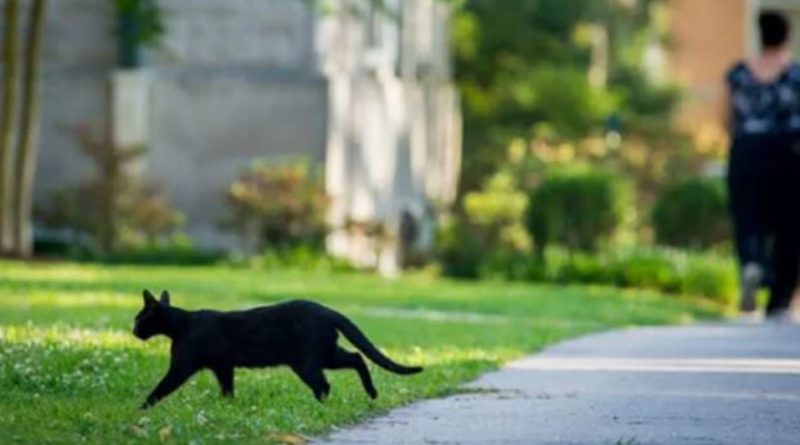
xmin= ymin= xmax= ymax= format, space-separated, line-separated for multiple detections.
xmin=668 ymin=0 xmax=749 ymax=133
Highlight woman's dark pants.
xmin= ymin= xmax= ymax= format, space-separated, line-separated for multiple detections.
xmin=728 ymin=132 xmax=800 ymax=315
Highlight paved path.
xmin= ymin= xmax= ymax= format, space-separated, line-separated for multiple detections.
xmin=317 ymin=322 xmax=800 ymax=445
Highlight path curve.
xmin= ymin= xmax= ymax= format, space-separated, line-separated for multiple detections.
xmin=316 ymin=322 xmax=800 ymax=445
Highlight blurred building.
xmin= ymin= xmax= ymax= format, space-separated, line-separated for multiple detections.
xmin=30 ymin=0 xmax=461 ymax=270
xmin=668 ymin=0 xmax=800 ymax=138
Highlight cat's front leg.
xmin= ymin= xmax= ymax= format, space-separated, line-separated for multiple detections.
xmin=211 ymin=366 xmax=235 ymax=397
xmin=140 ymin=363 xmax=198 ymax=409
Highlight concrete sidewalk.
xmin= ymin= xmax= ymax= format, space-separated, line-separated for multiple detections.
xmin=317 ymin=322 xmax=800 ymax=445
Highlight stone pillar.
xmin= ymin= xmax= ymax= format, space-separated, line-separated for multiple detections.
xmin=111 ymin=69 xmax=150 ymax=153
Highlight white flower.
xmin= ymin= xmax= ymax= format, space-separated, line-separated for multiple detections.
xmin=195 ymin=410 xmax=208 ymax=425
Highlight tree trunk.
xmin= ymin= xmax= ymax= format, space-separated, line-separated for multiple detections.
xmin=11 ymin=0 xmax=46 ymax=257
xmin=0 ymin=0 xmax=20 ymax=255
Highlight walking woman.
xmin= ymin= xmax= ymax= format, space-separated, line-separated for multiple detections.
xmin=724 ymin=10 xmax=800 ymax=319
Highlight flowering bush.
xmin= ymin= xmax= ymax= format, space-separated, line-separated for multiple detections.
xmin=225 ymin=160 xmax=329 ymax=251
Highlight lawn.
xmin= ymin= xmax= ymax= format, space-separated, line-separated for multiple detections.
xmin=0 ymin=260 xmax=721 ymax=444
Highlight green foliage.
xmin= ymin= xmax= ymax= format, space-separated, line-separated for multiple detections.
xmin=238 ymin=245 xmax=354 ymax=273
xmin=682 ymin=253 xmax=737 ymax=305
xmin=437 ymin=171 xmax=531 ymax=279
xmin=224 ymin=160 xmax=329 ymax=252
xmin=0 ymin=260 xmax=717 ymax=443
xmin=84 ymin=236 xmax=222 ymax=266
xmin=536 ymin=247 xmax=737 ymax=306
xmin=113 ymin=0 xmax=165 ymax=48
xmin=453 ymin=0 xmax=680 ymax=191
xmin=436 ymin=217 xmax=484 ymax=278
xmin=652 ymin=178 xmax=729 ymax=249
xmin=525 ymin=66 xmax=617 ymax=138
xmin=463 ymin=172 xmax=528 ymax=228
xmin=124 ymin=189 xmax=185 ymax=245
xmin=612 ymin=247 xmax=682 ymax=293
xmin=526 ymin=168 xmax=633 ymax=253
xmin=609 ymin=64 xmax=683 ymax=137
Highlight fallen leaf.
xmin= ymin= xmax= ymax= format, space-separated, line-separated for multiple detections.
xmin=159 ymin=425 xmax=172 ymax=442
xmin=268 ymin=432 xmax=308 ymax=445
xmin=128 ymin=424 xmax=148 ymax=438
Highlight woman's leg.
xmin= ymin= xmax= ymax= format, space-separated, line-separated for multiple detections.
xmin=766 ymin=138 xmax=800 ymax=316
xmin=768 ymin=229 xmax=799 ymax=316
xmin=728 ymin=136 xmax=769 ymax=311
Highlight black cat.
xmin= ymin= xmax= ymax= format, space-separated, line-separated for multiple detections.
xmin=133 ymin=290 xmax=422 ymax=409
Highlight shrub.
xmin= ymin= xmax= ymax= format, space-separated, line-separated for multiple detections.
xmin=478 ymin=245 xmax=540 ymax=281
xmin=88 ymin=236 xmax=222 ymax=265
xmin=681 ymin=254 xmax=737 ymax=306
xmin=610 ymin=248 xmax=684 ymax=293
xmin=436 ymin=218 xmax=485 ymax=278
xmin=125 ymin=189 xmax=185 ymax=245
xmin=526 ymin=246 xmax=737 ymax=305
xmin=35 ymin=184 xmax=184 ymax=254
xmin=247 ymin=245 xmax=354 ymax=273
xmin=437 ymin=171 xmax=532 ymax=279
xmin=607 ymin=247 xmax=736 ymax=304
xmin=652 ymin=178 xmax=729 ymax=249
xmin=35 ymin=124 xmax=186 ymax=257
xmin=224 ymin=160 xmax=328 ymax=252
xmin=526 ymin=168 xmax=633 ymax=253
xmin=463 ymin=172 xmax=528 ymax=229
xmin=552 ymin=251 xmax=612 ymax=284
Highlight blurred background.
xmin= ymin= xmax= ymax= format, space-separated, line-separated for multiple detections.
xmin=1 ymin=0 xmax=796 ymax=304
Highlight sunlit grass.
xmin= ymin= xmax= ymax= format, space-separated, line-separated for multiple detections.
xmin=0 ymin=291 xmax=139 ymax=309
xmin=0 ymin=260 xmax=721 ymax=444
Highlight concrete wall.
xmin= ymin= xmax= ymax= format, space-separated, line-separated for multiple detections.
xmin=147 ymin=72 xmax=327 ymax=247
xmin=320 ymin=0 xmax=461 ymax=272
xmin=145 ymin=0 xmax=327 ymax=246
xmin=15 ymin=0 xmax=461 ymax=259
xmin=142 ymin=0 xmax=326 ymax=247
xmin=26 ymin=0 xmax=328 ymax=249
xmin=34 ymin=0 xmax=115 ymax=201
xmin=150 ymin=0 xmax=315 ymax=69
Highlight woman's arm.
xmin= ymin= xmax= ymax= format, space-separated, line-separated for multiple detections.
xmin=720 ymin=86 xmax=733 ymax=134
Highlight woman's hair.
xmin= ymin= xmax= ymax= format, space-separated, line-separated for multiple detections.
xmin=759 ymin=10 xmax=790 ymax=49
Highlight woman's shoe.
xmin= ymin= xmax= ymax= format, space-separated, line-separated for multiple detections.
xmin=739 ymin=263 xmax=763 ymax=313
xmin=765 ymin=308 xmax=796 ymax=325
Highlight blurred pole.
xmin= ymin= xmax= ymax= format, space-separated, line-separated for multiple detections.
xmin=0 ymin=0 xmax=20 ymax=255
xmin=12 ymin=0 xmax=47 ymax=257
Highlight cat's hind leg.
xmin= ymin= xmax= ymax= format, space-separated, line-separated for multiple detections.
xmin=211 ymin=366 xmax=235 ymax=397
xmin=291 ymin=360 xmax=330 ymax=402
xmin=326 ymin=346 xmax=377 ymax=399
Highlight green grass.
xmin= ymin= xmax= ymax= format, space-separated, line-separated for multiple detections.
xmin=0 ymin=260 xmax=721 ymax=444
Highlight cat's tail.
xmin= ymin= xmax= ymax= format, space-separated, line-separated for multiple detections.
xmin=330 ymin=311 xmax=423 ymax=375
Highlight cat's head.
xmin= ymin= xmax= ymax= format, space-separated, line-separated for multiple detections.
xmin=133 ymin=290 xmax=172 ymax=340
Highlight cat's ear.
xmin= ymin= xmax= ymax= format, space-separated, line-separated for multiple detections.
xmin=143 ymin=290 xmax=157 ymax=306
xmin=159 ymin=290 xmax=171 ymax=306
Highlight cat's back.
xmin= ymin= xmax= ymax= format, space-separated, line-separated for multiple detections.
xmin=205 ymin=300 xmax=336 ymax=355
xmin=233 ymin=299 xmax=326 ymax=316
xmin=181 ymin=300 xmax=334 ymax=339
xmin=212 ymin=299 xmax=333 ymax=330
